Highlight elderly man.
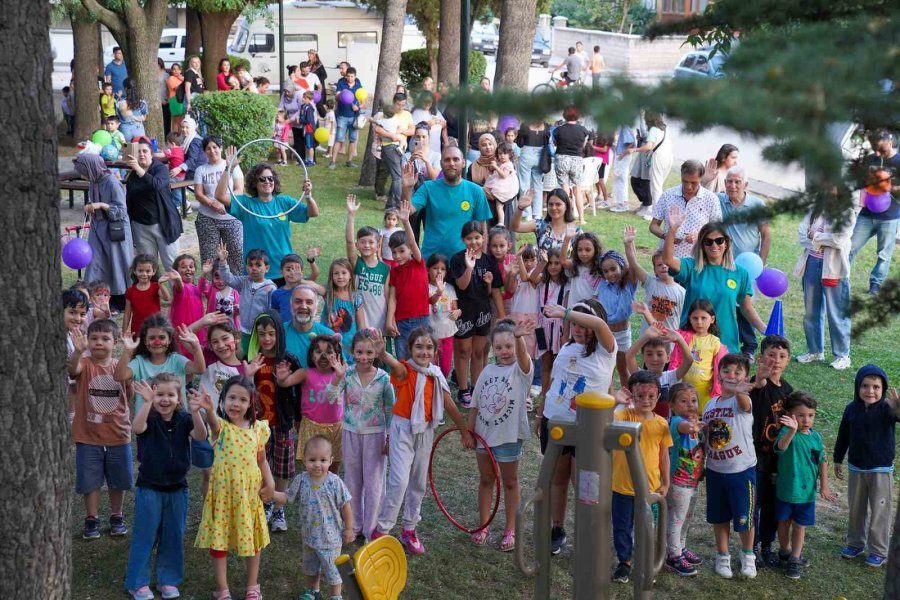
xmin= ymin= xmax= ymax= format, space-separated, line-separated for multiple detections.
xmin=283 ymin=285 xmax=333 ymax=367
xmin=719 ymin=166 xmax=771 ymax=357
xmin=650 ymin=159 xmax=723 ymax=257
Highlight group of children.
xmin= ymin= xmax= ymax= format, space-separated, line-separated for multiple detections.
xmin=274 ymin=96 xmax=337 ymax=168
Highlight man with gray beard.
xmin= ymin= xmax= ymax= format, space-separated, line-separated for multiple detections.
xmin=282 ymin=284 xmax=334 ymax=367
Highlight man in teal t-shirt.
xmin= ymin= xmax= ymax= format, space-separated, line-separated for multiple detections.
xmin=283 ymin=285 xmax=334 ymax=367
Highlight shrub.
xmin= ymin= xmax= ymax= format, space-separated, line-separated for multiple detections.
xmin=189 ymin=90 xmax=277 ymax=165
xmin=399 ymin=49 xmax=487 ymax=89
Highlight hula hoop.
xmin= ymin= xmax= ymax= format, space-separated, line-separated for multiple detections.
xmin=428 ymin=427 xmax=500 ymax=534
xmin=225 ymin=138 xmax=309 ymax=219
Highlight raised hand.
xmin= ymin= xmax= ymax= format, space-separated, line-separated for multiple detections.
xmin=614 ymin=386 xmax=633 ymax=406
xmin=434 ymin=272 xmax=445 ymax=294
xmin=346 ymin=194 xmax=360 ymax=214
xmin=244 ymin=354 xmax=265 ymax=379
xmin=303 ymin=179 xmax=313 ymax=196
xmin=329 ymin=354 xmax=347 ymax=378
xmin=705 ymin=157 xmax=717 ymax=173
xmin=369 ymin=328 xmax=386 ymax=356
xmin=539 ymin=249 xmax=549 ymax=264
xmin=217 ymin=241 xmax=229 ymax=262
xmin=514 ymin=317 xmax=536 ymax=338
xmin=400 ymin=161 xmax=418 ymax=189
xmin=398 ymin=198 xmax=412 ymax=222
xmin=623 ymin=225 xmax=637 ymax=245
xmin=779 ymin=413 xmax=798 ymax=431
xmin=202 ymin=259 xmax=214 ymax=276
xmin=887 ymin=387 xmax=899 ymax=410
xmin=275 ymin=360 xmax=293 ymax=382
xmin=177 ymin=324 xmax=200 ymax=348
xmin=482 ymin=270 xmax=493 ymax=285
xmin=667 ymin=205 xmax=686 ymax=231
xmin=565 ymin=223 xmax=579 ymax=238
xmin=307 ymin=246 xmax=321 ymax=261
xmin=225 ymin=145 xmax=241 ymax=166
xmin=121 ymin=331 xmax=140 ymax=352
xmin=196 ymin=388 xmax=215 ymax=413
xmin=133 ymin=379 xmax=156 ymax=405
xmin=188 ymin=389 xmax=205 ymax=414
xmin=464 ymin=249 xmax=477 ymax=270
xmin=517 ymin=190 xmax=533 ymax=211
xmin=542 ymin=303 xmax=565 ymax=320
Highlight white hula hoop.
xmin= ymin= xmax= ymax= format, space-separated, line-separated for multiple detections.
xmin=226 ymin=138 xmax=310 ymax=220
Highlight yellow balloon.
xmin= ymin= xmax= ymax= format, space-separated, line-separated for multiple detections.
xmin=355 ymin=88 xmax=369 ymax=102
xmin=314 ymin=127 xmax=330 ymax=144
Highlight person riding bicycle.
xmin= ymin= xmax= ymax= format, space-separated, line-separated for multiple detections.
xmin=551 ymin=47 xmax=584 ymax=86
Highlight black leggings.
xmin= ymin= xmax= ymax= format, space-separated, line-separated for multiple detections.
xmin=631 ymin=176 xmax=652 ymax=207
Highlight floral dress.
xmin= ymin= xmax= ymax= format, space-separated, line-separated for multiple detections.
xmin=195 ymin=419 xmax=271 ymax=556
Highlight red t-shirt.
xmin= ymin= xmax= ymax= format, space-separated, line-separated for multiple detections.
xmin=125 ymin=282 xmax=161 ymax=335
xmin=389 ymin=257 xmax=429 ymax=320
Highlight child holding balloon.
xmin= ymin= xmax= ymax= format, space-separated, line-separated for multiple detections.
xmin=299 ymin=91 xmax=318 ymax=167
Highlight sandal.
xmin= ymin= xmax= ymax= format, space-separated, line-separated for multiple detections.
xmin=500 ymin=530 xmax=516 ymax=552
xmin=471 ymin=527 xmax=490 ymax=546
xmin=245 ymin=585 xmax=262 ymax=600
xmin=211 ymin=591 xmax=231 ymax=600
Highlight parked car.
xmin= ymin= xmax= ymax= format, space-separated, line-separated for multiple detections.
xmin=531 ymin=32 xmax=551 ymax=67
xmin=673 ymin=48 xmax=728 ymax=79
xmin=471 ymin=22 xmax=498 ymax=55
xmin=102 ymin=28 xmax=187 ymax=69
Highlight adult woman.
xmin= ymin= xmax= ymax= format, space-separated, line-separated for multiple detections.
xmin=307 ymin=49 xmax=327 ymax=115
xmin=662 ymin=205 xmax=766 ymax=354
xmin=215 ymin=151 xmax=319 ymax=280
xmin=635 ymin=112 xmax=673 ymax=218
xmin=75 ymin=153 xmax=133 ymax=309
xmin=516 ymin=120 xmax=550 ymax=220
xmin=402 ymin=123 xmax=442 ymax=242
xmin=157 ymin=58 xmax=170 ymax=137
xmin=468 ymin=133 xmax=507 ymax=226
xmin=166 ymin=63 xmax=186 ymax=131
xmin=552 ymin=107 xmax=590 ymax=224
xmin=167 ymin=116 xmax=207 ymax=211
xmin=411 ymin=92 xmax=446 ymax=151
xmin=216 ymin=58 xmax=232 ymax=91
xmin=125 ymin=139 xmax=182 ymax=270
xmin=794 ymin=202 xmax=856 ymax=369
xmin=116 ymin=78 xmax=147 ymax=141
xmin=511 ymin=188 xmax=581 ymax=254
xmin=193 ymin=135 xmax=245 ymax=272
xmin=702 ymin=143 xmax=739 ymax=193
xmin=183 ymin=55 xmax=204 ymax=114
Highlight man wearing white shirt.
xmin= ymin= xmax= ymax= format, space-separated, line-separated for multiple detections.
xmin=650 ymin=160 xmax=723 ymax=258
xmin=297 ymin=61 xmax=321 ymax=94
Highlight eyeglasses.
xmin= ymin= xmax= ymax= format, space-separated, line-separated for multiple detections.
xmin=257 ymin=176 xmax=275 ymax=183
xmin=702 ymin=236 xmax=728 ymax=247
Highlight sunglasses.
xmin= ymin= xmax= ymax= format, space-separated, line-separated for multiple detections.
xmin=702 ymin=236 xmax=728 ymax=247
xmin=257 ymin=175 xmax=275 ymax=183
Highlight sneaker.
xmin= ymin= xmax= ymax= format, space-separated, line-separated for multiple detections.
xmin=327 ymin=161 xmax=336 ymax=170
xmin=739 ymin=551 xmax=757 ymax=578
xmin=128 ymin=586 xmax=154 ymax=600
xmin=346 ymin=160 xmax=357 ymax=168
xmin=865 ymin=553 xmax=886 ymax=568
xmin=753 ymin=546 xmax=765 ymax=568
xmin=303 ymin=159 xmax=316 ymax=167
xmin=370 ymin=529 xmax=386 ymax=541
xmin=612 ymin=561 xmax=632 ymax=583
xmin=83 ymin=516 xmax=101 ymax=540
xmin=759 ymin=545 xmax=775 ymax=568
xmin=681 ymin=548 xmax=703 ymax=566
xmin=830 ymin=356 xmax=852 ymax=370
xmin=595 ymin=197 xmax=611 ymax=210
xmin=714 ymin=554 xmax=733 ymax=579
xmin=264 ymin=501 xmax=275 ymax=524
xmin=840 ymin=545 xmax=865 ymax=559
xmin=400 ymin=528 xmax=425 ymax=555
xmin=270 ymin=508 xmax=287 ymax=532
xmin=796 ymin=352 xmax=824 ymax=364
xmin=665 ymin=555 xmax=698 ymax=577
xmin=868 ymin=282 xmax=881 ymax=295
xmin=298 ymin=591 xmax=317 ymax=600
xmin=157 ymin=585 xmax=180 ymax=599
xmin=458 ymin=388 xmax=473 ymax=408
xmin=770 ymin=548 xmax=790 ymax=569
xmin=550 ymin=526 xmax=567 ymax=555
xmin=609 ymin=204 xmax=630 ymax=213
xmin=109 ymin=514 xmax=128 ymax=537
xmin=785 ymin=556 xmax=802 ymax=579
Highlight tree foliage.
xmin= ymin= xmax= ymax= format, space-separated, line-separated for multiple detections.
xmin=400 ymin=48 xmax=486 ymax=90
xmin=190 ymin=91 xmax=276 ymax=164
xmin=550 ymin=0 xmax=650 ymax=33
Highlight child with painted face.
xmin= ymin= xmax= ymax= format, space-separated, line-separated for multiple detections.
xmin=63 ymin=288 xmax=90 ymax=424
xmin=505 ymin=243 xmax=541 ymax=359
xmin=625 ymin=324 xmax=693 ymax=418
xmin=168 ymin=253 xmax=206 ymax=356
xmin=200 ymin=257 xmax=241 ymax=330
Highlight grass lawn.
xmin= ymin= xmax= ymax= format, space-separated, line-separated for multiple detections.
xmin=67 ymin=140 xmax=897 ymax=599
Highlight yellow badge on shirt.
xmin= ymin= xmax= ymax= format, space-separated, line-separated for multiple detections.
xmin=726 ymin=278 xmax=737 ymax=289
xmin=460 ymin=201 xmax=471 ymax=211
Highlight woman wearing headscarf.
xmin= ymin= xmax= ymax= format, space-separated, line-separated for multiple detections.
xmin=168 ymin=116 xmax=207 ymax=211
xmin=75 ymin=153 xmax=134 ymax=309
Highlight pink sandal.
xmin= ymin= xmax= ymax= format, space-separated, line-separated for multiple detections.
xmin=471 ymin=527 xmax=490 ymax=546
xmin=245 ymin=585 xmax=262 ymax=600
xmin=500 ymin=530 xmax=516 ymax=552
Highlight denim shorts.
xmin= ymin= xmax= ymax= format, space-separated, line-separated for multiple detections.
xmin=775 ymin=499 xmax=815 ymax=527
xmin=476 ymin=440 xmax=523 ymax=463
xmin=191 ymin=437 xmax=214 ymax=469
xmin=335 ymin=115 xmax=358 ymax=143
xmin=75 ymin=442 xmax=134 ymax=494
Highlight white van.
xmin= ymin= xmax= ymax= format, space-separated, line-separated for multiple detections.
xmin=102 ymin=28 xmax=187 ymax=69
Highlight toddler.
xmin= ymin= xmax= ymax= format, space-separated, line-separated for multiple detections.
xmin=273 ymin=110 xmax=291 ymax=165
xmin=163 ymin=132 xmax=185 ymax=179
xmin=427 ymin=253 xmax=460 ymax=376
xmin=378 ymin=207 xmax=402 ymax=262
xmin=484 ymin=143 xmax=518 ymax=226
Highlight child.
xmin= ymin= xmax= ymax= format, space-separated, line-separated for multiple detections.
xmin=560 ymin=230 xmax=603 ymax=311
xmin=749 ymin=334 xmax=794 ymax=566
xmin=62 ymin=86 xmax=75 ymax=136
xmin=64 ymin=289 xmax=90 ymax=423
xmin=773 ymin=391 xmax=837 ymax=579
xmin=592 ymin=132 xmax=611 ymax=208
xmin=450 ymin=221 xmax=506 ymax=407
xmin=100 ymin=82 xmax=117 ymax=121
xmin=427 ymin=253 xmax=460 ymax=377
xmin=834 ymin=364 xmax=899 ymax=568
xmin=504 ymin=127 xmax=521 ymax=159
xmin=217 ymin=244 xmax=276 ymax=357
xmin=322 ymin=98 xmax=337 ymax=160
xmin=273 ymin=436 xmax=354 ymax=600
xmin=86 ymin=280 xmax=113 ymax=323
xmin=123 ymin=254 xmax=173 ymax=336
xmin=321 ymin=258 xmax=365 ymax=363
xmin=625 ymin=325 xmax=693 ymax=418
xmin=669 ymin=299 xmax=729 ymax=411
xmin=595 ymin=247 xmax=639 ymax=387
xmin=505 ymin=244 xmax=540 ymax=358
xmin=269 ymin=251 xmax=324 ymax=325
xmin=124 ymin=375 xmax=207 ymax=600
xmin=246 ymin=311 xmax=304 ymax=533
xmin=665 ymin=382 xmax=705 ymax=577
xmin=701 ymin=353 xmax=757 ymax=579
xmin=193 ymin=376 xmax=276 ymax=600
xmin=326 ymin=330 xmax=395 ymax=541
xmin=484 ymin=143 xmax=519 ymax=226
xmin=369 ymin=328 xmax=475 ymax=553
xmin=345 ymin=196 xmax=391 ymax=332
xmin=200 ymin=258 xmax=241 ymax=330
xmin=386 ymin=200 xmax=430 ymax=362
xmin=468 ymin=319 xmax=534 ymax=552
xmin=299 ymin=91 xmax=318 ymax=166
xmin=532 ymin=248 xmax=568 ymax=399
xmin=623 ymin=226 xmax=684 ymax=337
xmin=106 ymin=115 xmax=127 ymax=149
xmin=161 ymin=132 xmax=185 ymax=176
xmin=68 ymin=319 xmax=132 ymax=540
xmin=488 ymin=225 xmax=516 ymax=317
xmin=168 ymin=254 xmax=206 ymax=355
xmin=273 ymin=110 xmax=291 ymax=165
xmin=378 ymin=207 xmax=402 ymax=262
xmin=609 ymin=371 xmax=673 ymax=584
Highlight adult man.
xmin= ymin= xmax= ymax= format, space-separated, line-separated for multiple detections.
xmin=575 ymin=41 xmax=589 ymax=83
xmin=552 ymin=47 xmax=583 ymax=86
xmin=331 ymin=67 xmax=363 ymax=169
xmin=590 ymin=45 xmax=606 ymax=88
xmin=849 ymin=130 xmax=900 ymax=295
xmin=104 ymin=47 xmax=128 ymax=98
xmin=283 ymin=285 xmax=333 ymax=367
xmin=296 ymin=61 xmax=321 ymax=94
xmin=650 ymin=159 xmax=723 ymax=258
xmin=372 ymin=93 xmax=416 ymax=208
xmin=719 ymin=166 xmax=771 ymax=357
xmin=403 ymin=146 xmax=492 ymax=260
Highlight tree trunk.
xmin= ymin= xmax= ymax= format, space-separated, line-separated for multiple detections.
xmin=426 ymin=37 xmax=438 ymax=83
xmin=885 ymin=500 xmax=900 ymax=600
xmin=72 ymin=12 xmax=100 ymax=142
xmin=494 ymin=0 xmax=537 ymax=91
xmin=198 ymin=9 xmax=242 ymax=90
xmin=359 ymin=0 xmax=408 ymax=186
xmin=185 ymin=7 xmax=202 ymax=59
xmin=438 ymin=0 xmax=461 ymax=85
xmin=0 ymin=2 xmax=70 ymax=599
xmin=619 ymin=0 xmax=630 ymax=33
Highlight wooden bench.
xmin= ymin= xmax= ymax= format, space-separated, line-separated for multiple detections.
xmin=59 ymin=171 xmax=194 ymax=217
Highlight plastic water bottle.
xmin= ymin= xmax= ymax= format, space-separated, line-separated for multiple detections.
xmin=150 ymin=138 xmax=158 ymax=153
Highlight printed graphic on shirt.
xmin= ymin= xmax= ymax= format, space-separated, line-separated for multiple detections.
xmin=325 ymin=307 xmax=353 ymax=333
xmin=216 ymin=292 xmax=236 ymax=317
xmin=558 ymin=355 xmax=588 ymax=412
xmin=704 ymin=405 xmax=747 ymax=461
xmin=476 ymin=374 xmax=519 ymax=428
xmin=649 ymin=294 xmax=676 ymax=321
xmin=87 ymin=373 xmax=123 ymax=423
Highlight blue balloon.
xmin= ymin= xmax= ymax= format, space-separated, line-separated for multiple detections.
xmin=734 ymin=252 xmax=764 ymax=281
xmin=100 ymin=144 xmax=119 ymax=162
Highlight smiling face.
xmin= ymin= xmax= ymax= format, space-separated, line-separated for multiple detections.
xmin=463 ymin=230 xmax=484 ymax=254
xmin=489 ymin=234 xmax=509 ymax=260
xmin=689 ymin=308 xmax=714 ymax=336
xmin=291 ymin=288 xmax=317 ymax=327
xmin=352 ymin=339 xmax=377 ymax=371
xmin=631 ymin=383 xmax=660 ymax=416
xmin=409 ymin=333 xmax=436 ymax=368
xmin=641 ymin=344 xmax=669 ymax=373
xmin=134 ymin=261 xmax=155 ymax=284
xmin=546 ymin=196 xmax=566 ymax=221
xmin=304 ymin=439 xmax=334 ymax=480
xmin=441 ymin=148 xmax=465 ymax=182
xmin=601 ymin=258 xmax=622 ymax=284
xmin=575 ymin=239 xmax=596 ymax=266
xmin=311 ymin=340 xmax=337 ymax=372
xmin=209 ymin=327 xmax=237 ymax=361
xmin=718 ymin=362 xmax=748 ymax=386
xmin=492 ymin=331 xmax=517 ymax=365
xmin=671 ymin=389 xmax=699 ymax=419
xmin=145 ymin=327 xmax=172 ymax=357
xmin=356 ymin=233 xmax=378 ymax=258
xmin=65 ymin=304 xmax=88 ymax=331
xmin=546 ymin=255 xmax=563 ymax=279
xmin=255 ymin=168 xmax=276 ymax=198
xmin=223 ymin=384 xmax=253 ymax=425
xmin=391 ymin=243 xmax=411 ymax=265
xmin=701 ymin=229 xmax=729 ymax=264
xmin=204 ymin=140 xmax=221 ymax=163
xmin=724 ymin=173 xmax=747 ymax=202
xmin=175 ymin=257 xmax=196 ymax=284
xmin=152 ymin=381 xmax=181 ymax=420
xmin=256 ymin=324 xmax=277 ymax=354
xmin=859 ymin=375 xmax=884 ymax=405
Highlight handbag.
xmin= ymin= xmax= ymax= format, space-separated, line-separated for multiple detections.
xmin=539 ymin=145 xmax=552 ymax=174
xmin=108 ymin=219 xmax=126 ymax=242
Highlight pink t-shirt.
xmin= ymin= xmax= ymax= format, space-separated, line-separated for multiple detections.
xmin=301 ymin=368 xmax=341 ymax=424
xmin=169 ymin=282 xmax=205 ymax=355
xmin=199 ymin=279 xmax=241 ymax=330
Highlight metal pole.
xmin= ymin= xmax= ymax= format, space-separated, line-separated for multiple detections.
xmin=459 ymin=0 xmax=470 ymax=157
xmin=278 ymin=0 xmax=285 ymax=92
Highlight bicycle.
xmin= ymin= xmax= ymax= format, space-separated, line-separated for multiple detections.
xmin=531 ymin=71 xmax=580 ymax=95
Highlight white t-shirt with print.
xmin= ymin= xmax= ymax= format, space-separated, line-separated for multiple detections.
xmin=542 ymin=340 xmax=616 ymax=423
xmin=472 ymin=360 xmax=534 ymax=448
xmin=428 ymin=283 xmax=458 ymax=339
xmin=702 ymin=394 xmax=757 ymax=474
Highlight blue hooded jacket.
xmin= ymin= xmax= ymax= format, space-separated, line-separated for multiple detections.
xmin=833 ymin=364 xmax=898 ymax=471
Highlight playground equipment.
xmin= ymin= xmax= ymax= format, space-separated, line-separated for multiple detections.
xmin=336 ymin=534 xmax=408 ymax=600
xmin=515 ymin=392 xmax=667 ymax=599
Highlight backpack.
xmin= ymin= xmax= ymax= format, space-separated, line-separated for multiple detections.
xmin=175 ymin=80 xmax=186 ymax=104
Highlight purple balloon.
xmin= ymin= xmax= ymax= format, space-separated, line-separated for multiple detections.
xmin=338 ymin=89 xmax=354 ymax=105
xmin=865 ymin=190 xmax=891 ymax=213
xmin=756 ymin=267 xmax=789 ymax=298
xmin=313 ymin=90 xmax=322 ymax=104
xmin=497 ymin=115 xmax=520 ymax=133
xmin=62 ymin=237 xmax=93 ymax=270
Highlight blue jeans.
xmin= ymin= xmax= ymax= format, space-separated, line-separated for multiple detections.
xmin=848 ymin=214 xmax=899 ymax=286
xmin=801 ymin=255 xmax=851 ymax=358
xmin=124 ymin=486 xmax=189 ymax=590
xmin=396 ymin=316 xmax=430 ymax=360
xmin=612 ymin=491 xmax=635 ymax=562
xmin=517 ymin=145 xmax=544 ymax=219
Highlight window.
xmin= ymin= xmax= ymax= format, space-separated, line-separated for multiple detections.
xmin=678 ymin=54 xmax=696 ymax=69
xmin=230 ymin=29 xmax=248 ymax=54
xmin=285 ymin=33 xmax=317 ymax=52
xmin=693 ymin=54 xmax=709 ymax=73
xmin=338 ymin=31 xmax=377 ymax=48
xmin=159 ymin=35 xmax=177 ymax=49
xmin=660 ymin=0 xmax=683 ymax=14
xmin=249 ymin=33 xmax=275 ymax=54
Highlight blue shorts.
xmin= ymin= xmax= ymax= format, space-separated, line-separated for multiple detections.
xmin=335 ymin=115 xmax=358 ymax=143
xmin=775 ymin=499 xmax=815 ymax=527
xmin=705 ymin=466 xmax=756 ymax=531
xmin=476 ymin=440 xmax=523 ymax=463
xmin=191 ymin=437 xmax=214 ymax=469
xmin=303 ymin=544 xmax=342 ymax=586
xmin=304 ymin=132 xmax=316 ymax=150
xmin=75 ymin=442 xmax=133 ymax=494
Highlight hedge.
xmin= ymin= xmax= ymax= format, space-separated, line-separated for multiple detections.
xmin=399 ymin=49 xmax=487 ymax=89
xmin=190 ymin=90 xmax=277 ymax=165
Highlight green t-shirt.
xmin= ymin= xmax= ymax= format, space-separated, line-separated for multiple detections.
xmin=774 ymin=427 xmax=824 ymax=504
xmin=354 ymin=258 xmax=390 ymax=330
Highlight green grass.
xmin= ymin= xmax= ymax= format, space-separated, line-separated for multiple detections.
xmin=68 ymin=152 xmax=897 ymax=599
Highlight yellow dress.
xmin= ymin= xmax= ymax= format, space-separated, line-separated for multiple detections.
xmin=195 ymin=419 xmax=271 ymax=556
xmin=681 ymin=334 xmax=721 ymax=412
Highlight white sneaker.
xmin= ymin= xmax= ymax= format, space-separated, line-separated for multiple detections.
xmin=796 ymin=352 xmax=824 ymax=364
xmin=270 ymin=508 xmax=287 ymax=532
xmin=739 ymin=551 xmax=757 ymax=578
xmin=830 ymin=356 xmax=852 ymax=370
xmin=714 ymin=554 xmax=733 ymax=579
xmin=610 ymin=204 xmax=630 ymax=213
